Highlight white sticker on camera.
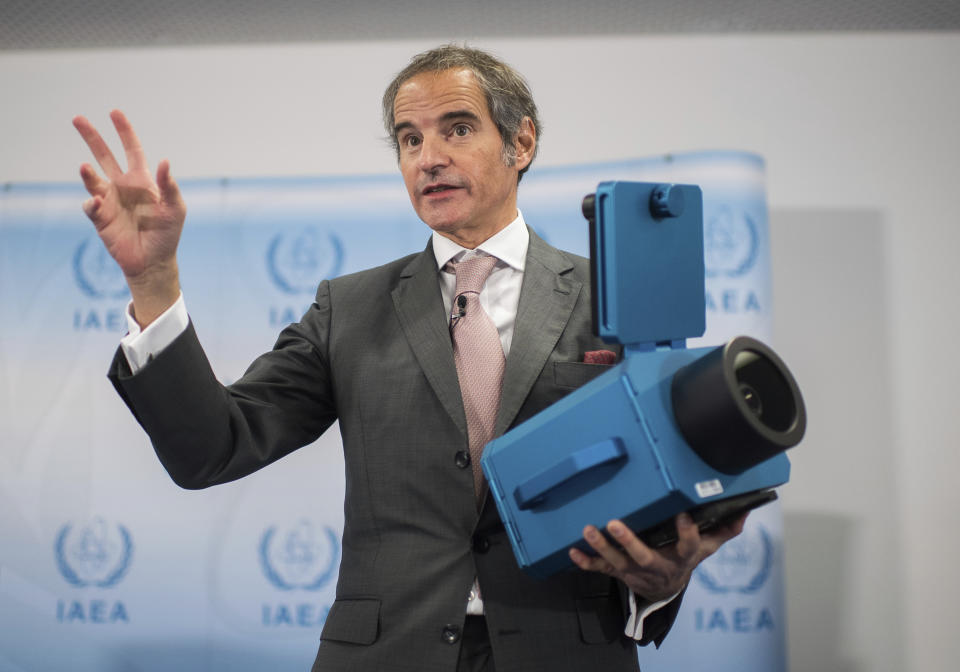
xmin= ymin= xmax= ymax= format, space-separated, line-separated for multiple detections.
xmin=695 ymin=479 xmax=724 ymax=498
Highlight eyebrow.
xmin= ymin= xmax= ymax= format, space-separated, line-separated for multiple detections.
xmin=439 ymin=110 xmax=481 ymax=125
xmin=393 ymin=109 xmax=482 ymax=136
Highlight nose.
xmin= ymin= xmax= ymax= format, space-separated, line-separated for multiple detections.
xmin=416 ymin=133 xmax=450 ymax=173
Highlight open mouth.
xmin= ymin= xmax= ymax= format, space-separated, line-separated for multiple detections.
xmin=423 ymin=184 xmax=459 ymax=195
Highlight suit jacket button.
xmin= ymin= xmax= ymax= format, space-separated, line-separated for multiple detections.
xmin=473 ymin=535 xmax=490 ymax=553
xmin=442 ymin=624 xmax=461 ymax=644
xmin=454 ymin=451 xmax=471 ymax=469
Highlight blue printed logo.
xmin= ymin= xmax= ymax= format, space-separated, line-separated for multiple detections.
xmin=266 ymin=227 xmax=344 ymax=294
xmin=694 ymin=524 xmax=773 ymax=594
xmin=72 ymin=237 xmax=129 ymax=300
xmin=703 ymin=206 xmax=759 ymax=278
xmin=258 ymin=520 xmax=340 ymax=591
xmin=54 ymin=518 xmax=134 ymax=588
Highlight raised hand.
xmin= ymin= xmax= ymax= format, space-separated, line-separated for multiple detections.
xmin=73 ymin=110 xmax=185 ymax=327
xmin=569 ymin=512 xmax=748 ymax=604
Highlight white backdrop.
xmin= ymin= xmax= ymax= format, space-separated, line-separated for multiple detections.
xmin=0 ymin=152 xmax=785 ymax=671
xmin=1 ymin=33 xmax=959 ymax=671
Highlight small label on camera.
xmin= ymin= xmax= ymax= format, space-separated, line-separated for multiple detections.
xmin=695 ymin=479 xmax=724 ymax=498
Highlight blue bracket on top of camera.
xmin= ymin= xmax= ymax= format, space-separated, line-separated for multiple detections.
xmin=481 ymin=181 xmax=807 ymax=578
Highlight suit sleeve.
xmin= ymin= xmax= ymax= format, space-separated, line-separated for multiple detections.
xmin=108 ymin=281 xmax=339 ymax=489
xmin=623 ymin=584 xmax=685 ymax=647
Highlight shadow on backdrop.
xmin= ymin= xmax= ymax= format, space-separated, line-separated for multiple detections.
xmin=771 ymin=209 xmax=902 ymax=672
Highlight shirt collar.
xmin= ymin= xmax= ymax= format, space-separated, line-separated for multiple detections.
xmin=432 ymin=211 xmax=529 ymax=272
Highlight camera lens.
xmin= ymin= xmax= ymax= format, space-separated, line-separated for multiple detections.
xmin=738 ymin=382 xmax=762 ymax=418
xmin=732 ymin=349 xmax=797 ymax=433
xmin=670 ymin=336 xmax=806 ymax=474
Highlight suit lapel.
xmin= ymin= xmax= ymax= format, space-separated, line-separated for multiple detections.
xmin=390 ymin=232 xmax=582 ymax=442
xmin=391 ymin=242 xmax=467 ymax=439
xmin=495 ymin=230 xmax=582 ymax=436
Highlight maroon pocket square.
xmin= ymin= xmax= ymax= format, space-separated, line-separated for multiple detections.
xmin=582 ymin=349 xmax=617 ymax=365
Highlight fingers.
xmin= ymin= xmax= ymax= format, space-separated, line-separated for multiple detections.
xmin=572 ymin=522 xmax=683 ymax=602
xmin=81 ymin=191 xmax=116 ymax=232
xmin=569 ymin=546 xmax=614 ymax=574
xmin=606 ymin=520 xmax=654 ymax=566
xmin=155 ymin=159 xmax=183 ymax=207
xmin=674 ymin=513 xmax=702 ymax=561
xmin=78 ymin=163 xmax=107 ymax=198
xmin=571 ymin=513 xmax=750 ymax=580
xmin=110 ymin=109 xmax=148 ymax=173
xmin=81 ymin=195 xmax=104 ymax=225
xmin=569 ymin=527 xmax=620 ymax=575
xmin=73 ymin=114 xmax=123 ymax=179
xmin=571 ymin=523 xmax=649 ymax=576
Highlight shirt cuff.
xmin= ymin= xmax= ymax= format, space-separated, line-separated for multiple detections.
xmin=624 ymin=590 xmax=682 ymax=641
xmin=119 ymin=293 xmax=188 ymax=374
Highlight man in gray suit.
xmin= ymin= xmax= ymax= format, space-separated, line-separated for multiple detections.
xmin=73 ymin=46 xmax=745 ymax=672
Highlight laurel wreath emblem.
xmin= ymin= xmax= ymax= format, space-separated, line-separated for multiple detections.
xmin=54 ymin=522 xmax=134 ymax=588
xmin=694 ymin=524 xmax=773 ymax=595
xmin=258 ymin=525 xmax=340 ymax=591
xmin=72 ymin=237 xmax=130 ymax=300
xmin=704 ymin=209 xmax=760 ymax=279
xmin=266 ymin=229 xmax=344 ymax=295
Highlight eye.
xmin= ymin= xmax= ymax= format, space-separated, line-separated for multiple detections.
xmin=401 ymin=134 xmax=421 ymax=149
xmin=452 ymin=124 xmax=471 ymax=137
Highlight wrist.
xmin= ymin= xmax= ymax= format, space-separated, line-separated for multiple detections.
xmin=126 ymin=260 xmax=181 ymax=328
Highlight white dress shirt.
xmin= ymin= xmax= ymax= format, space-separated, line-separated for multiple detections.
xmin=119 ymin=210 xmax=673 ymax=640
xmin=431 ymin=210 xmax=528 ymax=357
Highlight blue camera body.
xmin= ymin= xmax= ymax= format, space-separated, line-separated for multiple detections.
xmin=481 ymin=182 xmax=804 ymax=578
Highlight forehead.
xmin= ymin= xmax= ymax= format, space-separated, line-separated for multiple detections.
xmin=393 ymin=68 xmax=491 ymax=125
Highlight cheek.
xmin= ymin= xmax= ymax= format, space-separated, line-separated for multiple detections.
xmin=400 ymin=166 xmax=419 ymax=198
xmin=472 ymin=150 xmax=507 ymax=183
xmin=479 ymin=160 xmax=516 ymax=197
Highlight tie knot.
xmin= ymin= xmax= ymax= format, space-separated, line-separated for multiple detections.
xmin=446 ymin=255 xmax=498 ymax=296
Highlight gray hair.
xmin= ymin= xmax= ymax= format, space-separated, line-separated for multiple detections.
xmin=382 ymin=45 xmax=541 ymax=182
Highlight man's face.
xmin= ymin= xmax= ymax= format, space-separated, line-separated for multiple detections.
xmin=392 ymin=68 xmax=534 ymax=249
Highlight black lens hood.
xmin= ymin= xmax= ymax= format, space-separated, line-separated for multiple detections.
xmin=670 ymin=335 xmax=806 ymax=474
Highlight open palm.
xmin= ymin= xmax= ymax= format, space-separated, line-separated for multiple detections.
xmin=74 ymin=110 xmax=185 ymax=325
xmin=73 ymin=110 xmax=185 ymax=280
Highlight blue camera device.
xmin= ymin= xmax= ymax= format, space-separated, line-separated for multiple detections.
xmin=481 ymin=181 xmax=806 ymax=578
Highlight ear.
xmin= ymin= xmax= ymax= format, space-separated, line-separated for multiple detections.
xmin=513 ymin=116 xmax=536 ymax=172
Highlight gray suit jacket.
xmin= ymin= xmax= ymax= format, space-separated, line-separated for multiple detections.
xmin=109 ymin=229 xmax=680 ymax=672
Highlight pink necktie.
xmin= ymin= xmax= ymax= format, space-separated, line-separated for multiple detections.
xmin=447 ymin=255 xmax=505 ymax=505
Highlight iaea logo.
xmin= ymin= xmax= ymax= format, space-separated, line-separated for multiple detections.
xmin=703 ymin=206 xmax=759 ymax=278
xmin=54 ymin=518 xmax=134 ymax=588
xmin=694 ymin=524 xmax=774 ymax=594
xmin=72 ymin=237 xmax=129 ymax=300
xmin=258 ymin=520 xmax=340 ymax=591
xmin=267 ymin=227 xmax=344 ymax=294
